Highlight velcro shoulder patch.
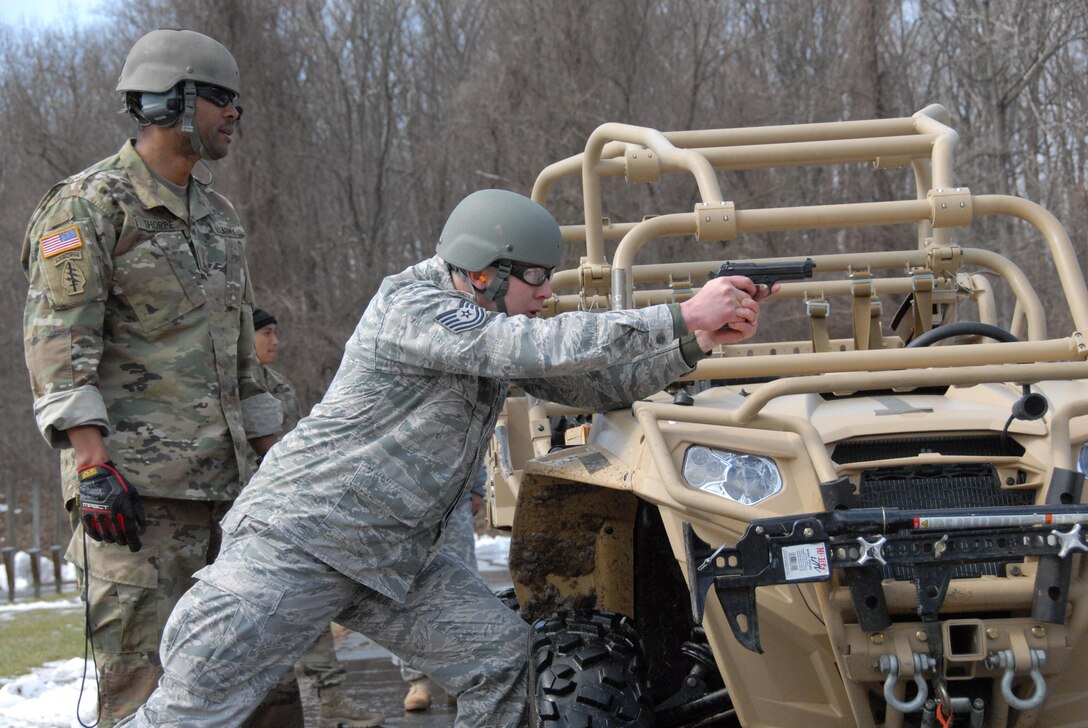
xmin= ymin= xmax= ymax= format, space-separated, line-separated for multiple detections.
xmin=436 ymin=299 xmax=487 ymax=333
xmin=38 ymin=220 xmax=103 ymax=309
xmin=39 ymin=225 xmax=84 ymax=259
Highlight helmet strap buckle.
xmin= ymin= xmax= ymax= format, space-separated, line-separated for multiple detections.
xmin=180 ymin=81 xmax=213 ymax=162
xmin=482 ymin=260 xmax=512 ymax=314
xmin=180 ymin=81 xmax=196 ymax=134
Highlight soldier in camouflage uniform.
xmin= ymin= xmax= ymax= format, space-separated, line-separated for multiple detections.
xmin=118 ymin=188 xmax=772 ymax=727
xmin=252 ymin=308 xmax=303 ymax=433
xmin=251 ymin=307 xmax=381 ymax=727
xmin=20 ymin=29 xmax=294 ymax=727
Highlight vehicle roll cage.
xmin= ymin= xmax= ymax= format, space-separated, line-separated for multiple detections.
xmin=528 ymin=104 xmax=1088 ymax=393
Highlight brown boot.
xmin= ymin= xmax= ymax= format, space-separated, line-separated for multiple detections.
xmin=403 ymin=678 xmax=432 ymax=711
xmin=317 ymin=683 xmax=383 ymax=728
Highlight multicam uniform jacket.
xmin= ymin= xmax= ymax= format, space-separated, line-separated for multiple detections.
xmin=21 ymin=140 xmax=281 ymax=503
xmin=263 ymin=365 xmax=302 ymax=434
xmin=244 ymin=365 xmax=303 ymax=475
xmin=227 ymin=255 xmax=698 ymax=601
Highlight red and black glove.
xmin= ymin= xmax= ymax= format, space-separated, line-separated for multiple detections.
xmin=78 ymin=462 xmax=147 ymax=552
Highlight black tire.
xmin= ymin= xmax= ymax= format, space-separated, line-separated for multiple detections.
xmin=530 ymin=610 xmax=654 ymax=727
xmin=494 ymin=586 xmax=521 ymax=613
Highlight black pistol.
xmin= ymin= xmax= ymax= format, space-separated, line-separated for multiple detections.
xmin=710 ymin=258 xmax=816 ymax=287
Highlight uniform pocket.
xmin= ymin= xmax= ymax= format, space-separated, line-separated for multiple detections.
xmin=66 ymin=528 xmax=158 ymax=589
xmin=67 ymin=538 xmax=161 ymax=655
xmin=347 ymin=381 xmax=479 ymax=526
xmin=111 ymin=232 xmax=206 ymax=332
xmin=161 ymin=566 xmax=285 ymax=702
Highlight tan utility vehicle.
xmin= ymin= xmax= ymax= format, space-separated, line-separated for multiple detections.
xmin=489 ymin=105 xmax=1088 ymax=727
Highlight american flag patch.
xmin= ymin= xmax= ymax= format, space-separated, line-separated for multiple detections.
xmin=436 ymin=299 xmax=487 ymax=333
xmin=40 ymin=225 xmax=84 ymax=258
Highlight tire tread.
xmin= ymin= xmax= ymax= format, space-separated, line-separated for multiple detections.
xmin=529 ymin=610 xmax=653 ymax=727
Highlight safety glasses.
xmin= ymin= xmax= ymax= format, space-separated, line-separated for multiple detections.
xmin=195 ymin=84 xmax=244 ymax=120
xmin=508 ymin=263 xmax=553 ymax=287
xmin=195 ymin=84 xmax=237 ymax=107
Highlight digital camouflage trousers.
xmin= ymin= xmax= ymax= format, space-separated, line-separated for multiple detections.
xmin=117 ymin=513 xmax=528 ymax=727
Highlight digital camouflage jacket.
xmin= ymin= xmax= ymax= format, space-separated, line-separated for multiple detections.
xmin=21 ymin=140 xmax=281 ymax=503
xmin=227 ymin=255 xmax=697 ymax=601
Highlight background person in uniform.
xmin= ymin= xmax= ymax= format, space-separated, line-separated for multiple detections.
xmin=251 ymin=307 xmax=381 ymax=727
xmin=252 ymin=308 xmax=302 ymax=433
xmin=116 ymin=188 xmax=773 ymax=728
xmin=20 ymin=29 xmax=289 ymax=727
xmin=400 ymin=467 xmax=486 ymax=712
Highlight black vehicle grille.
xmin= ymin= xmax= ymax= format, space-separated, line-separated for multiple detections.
xmin=855 ymin=463 xmax=1036 ymax=580
xmin=832 ymin=435 xmax=1024 ymax=464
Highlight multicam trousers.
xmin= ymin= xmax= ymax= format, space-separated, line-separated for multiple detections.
xmin=66 ymin=497 xmax=302 ymax=727
xmin=117 ymin=513 xmax=528 ymax=728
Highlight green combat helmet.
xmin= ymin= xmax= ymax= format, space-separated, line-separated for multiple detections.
xmin=117 ymin=28 xmax=240 ymax=161
xmin=437 ymin=189 xmax=562 ymax=312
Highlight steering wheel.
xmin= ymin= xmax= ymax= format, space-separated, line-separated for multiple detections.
xmin=906 ymin=322 xmax=1047 ymax=421
xmin=906 ymin=321 xmax=1020 ymax=348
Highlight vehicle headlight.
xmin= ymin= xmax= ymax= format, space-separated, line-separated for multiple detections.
xmin=1078 ymin=443 xmax=1088 ymax=476
xmin=682 ymin=446 xmax=783 ymax=505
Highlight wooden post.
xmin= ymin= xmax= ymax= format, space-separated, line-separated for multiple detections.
xmin=27 ymin=547 xmax=41 ymax=599
xmin=1 ymin=547 xmax=15 ymax=602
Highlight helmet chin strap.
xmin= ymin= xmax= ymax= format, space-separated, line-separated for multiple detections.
xmin=179 ymin=81 xmax=213 ymax=161
xmin=481 ymin=260 xmax=512 ymax=315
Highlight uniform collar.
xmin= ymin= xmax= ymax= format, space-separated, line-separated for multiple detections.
xmin=119 ymin=140 xmax=213 ymax=221
xmin=420 ymin=255 xmax=459 ymax=292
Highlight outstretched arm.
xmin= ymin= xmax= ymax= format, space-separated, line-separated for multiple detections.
xmin=369 ymin=275 xmax=774 ymax=383
xmin=519 ymin=276 xmax=778 ymax=409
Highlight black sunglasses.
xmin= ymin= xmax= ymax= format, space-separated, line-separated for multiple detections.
xmin=195 ymin=84 xmax=243 ymax=118
xmin=195 ymin=84 xmax=236 ymax=107
xmin=508 ymin=262 xmax=553 ymax=287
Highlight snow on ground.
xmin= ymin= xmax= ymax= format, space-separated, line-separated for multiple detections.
xmin=0 ymin=535 xmax=510 ymax=727
xmin=473 ymin=533 xmax=511 ymax=573
xmin=0 ymin=598 xmax=82 ymax=622
xmin=0 ymin=659 xmax=98 ymax=728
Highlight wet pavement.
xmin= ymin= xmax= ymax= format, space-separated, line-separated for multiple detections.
xmin=300 ymin=552 xmax=514 ymax=727
xmin=300 ymin=659 xmax=460 ymax=727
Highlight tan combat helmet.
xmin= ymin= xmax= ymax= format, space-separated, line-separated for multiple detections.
xmin=437 ymin=189 xmax=563 ymax=312
xmin=117 ymin=28 xmax=240 ymax=161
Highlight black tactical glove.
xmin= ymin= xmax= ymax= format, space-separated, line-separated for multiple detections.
xmin=78 ymin=461 xmax=147 ymax=552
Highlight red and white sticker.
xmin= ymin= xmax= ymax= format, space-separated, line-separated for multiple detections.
xmin=782 ymin=543 xmax=830 ymax=581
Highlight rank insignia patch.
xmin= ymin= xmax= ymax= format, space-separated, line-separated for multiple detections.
xmin=40 ymin=225 xmax=84 ymax=258
xmin=436 ymin=299 xmax=487 ymax=333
